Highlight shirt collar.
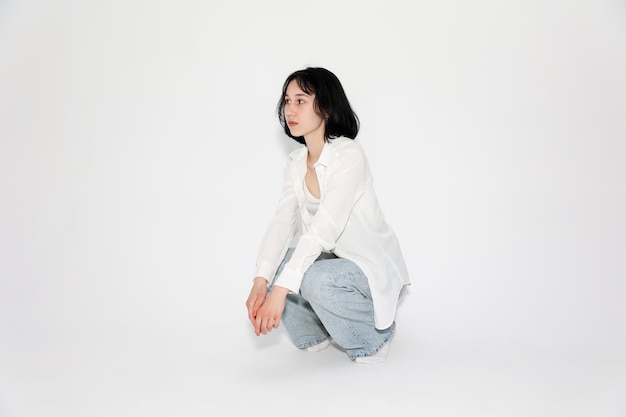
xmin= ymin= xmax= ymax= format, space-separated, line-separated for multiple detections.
xmin=314 ymin=138 xmax=336 ymax=168
xmin=289 ymin=137 xmax=343 ymax=166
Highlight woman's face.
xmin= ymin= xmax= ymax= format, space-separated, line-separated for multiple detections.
xmin=284 ymin=80 xmax=325 ymax=141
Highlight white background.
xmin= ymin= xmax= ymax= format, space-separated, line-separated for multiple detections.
xmin=1 ymin=1 xmax=625 ymax=416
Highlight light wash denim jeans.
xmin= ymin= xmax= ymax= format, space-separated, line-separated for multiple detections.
xmin=270 ymin=248 xmax=395 ymax=361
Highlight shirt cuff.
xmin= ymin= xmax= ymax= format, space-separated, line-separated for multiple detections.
xmin=254 ymin=260 xmax=277 ymax=283
xmin=272 ymin=265 xmax=303 ymax=294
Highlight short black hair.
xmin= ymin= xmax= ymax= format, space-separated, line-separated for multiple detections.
xmin=277 ymin=67 xmax=360 ymax=144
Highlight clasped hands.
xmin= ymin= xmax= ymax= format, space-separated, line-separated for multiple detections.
xmin=246 ymin=277 xmax=289 ymax=336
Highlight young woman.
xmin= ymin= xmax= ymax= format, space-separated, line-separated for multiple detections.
xmin=245 ymin=67 xmax=410 ymax=364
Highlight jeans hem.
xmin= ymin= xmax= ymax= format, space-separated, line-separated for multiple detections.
xmin=296 ymin=337 xmax=330 ymax=350
xmin=347 ymin=324 xmax=396 ymax=360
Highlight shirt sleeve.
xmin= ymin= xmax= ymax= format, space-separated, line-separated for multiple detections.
xmin=273 ymin=146 xmax=366 ymax=293
xmin=254 ymin=160 xmax=299 ymax=283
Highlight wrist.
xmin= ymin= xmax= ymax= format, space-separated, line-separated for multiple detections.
xmin=271 ymin=285 xmax=290 ymax=297
xmin=253 ymin=277 xmax=268 ymax=286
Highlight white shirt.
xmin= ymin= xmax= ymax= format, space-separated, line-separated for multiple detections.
xmin=255 ymin=137 xmax=410 ymax=329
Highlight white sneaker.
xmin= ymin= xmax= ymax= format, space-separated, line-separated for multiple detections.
xmin=305 ymin=339 xmax=331 ymax=352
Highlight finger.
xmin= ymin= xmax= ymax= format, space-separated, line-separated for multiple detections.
xmin=262 ymin=317 xmax=275 ymax=334
xmin=253 ymin=314 xmax=262 ymax=336
xmin=268 ymin=317 xmax=278 ymax=331
xmin=248 ymin=297 xmax=264 ymax=323
xmin=248 ymin=306 xmax=258 ymax=324
xmin=252 ymin=298 xmax=263 ymax=317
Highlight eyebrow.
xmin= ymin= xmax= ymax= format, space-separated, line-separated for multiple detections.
xmin=284 ymin=93 xmax=311 ymax=98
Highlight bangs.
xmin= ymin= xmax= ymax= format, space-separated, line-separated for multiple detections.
xmin=293 ymin=74 xmax=316 ymax=96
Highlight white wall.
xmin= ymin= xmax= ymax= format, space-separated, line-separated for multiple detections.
xmin=1 ymin=0 xmax=625 ymax=359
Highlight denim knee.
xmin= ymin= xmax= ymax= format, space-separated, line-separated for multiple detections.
xmin=300 ymin=258 xmax=369 ymax=305
xmin=299 ymin=272 xmax=330 ymax=305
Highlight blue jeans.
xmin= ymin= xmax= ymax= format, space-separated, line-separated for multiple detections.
xmin=270 ymin=248 xmax=395 ymax=361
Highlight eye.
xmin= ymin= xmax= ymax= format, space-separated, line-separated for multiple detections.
xmin=284 ymin=98 xmax=291 ymax=104
xmin=297 ymin=99 xmax=305 ymax=104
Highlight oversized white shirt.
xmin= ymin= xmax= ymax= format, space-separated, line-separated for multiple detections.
xmin=255 ymin=137 xmax=410 ymax=329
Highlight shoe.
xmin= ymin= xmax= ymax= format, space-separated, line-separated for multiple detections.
xmin=305 ymin=339 xmax=331 ymax=352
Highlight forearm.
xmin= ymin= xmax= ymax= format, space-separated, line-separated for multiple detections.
xmin=269 ymin=285 xmax=290 ymax=297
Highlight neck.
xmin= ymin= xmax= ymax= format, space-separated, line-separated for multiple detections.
xmin=304 ymin=134 xmax=325 ymax=165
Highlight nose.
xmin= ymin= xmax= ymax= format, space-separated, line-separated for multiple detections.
xmin=285 ymin=103 xmax=295 ymax=117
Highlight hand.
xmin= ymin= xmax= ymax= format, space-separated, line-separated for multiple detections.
xmin=253 ymin=286 xmax=289 ymax=336
xmin=246 ymin=277 xmax=268 ymax=325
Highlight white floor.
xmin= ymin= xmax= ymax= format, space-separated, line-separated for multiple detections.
xmin=2 ymin=1 xmax=626 ymax=416
xmin=2 ymin=321 xmax=625 ymax=417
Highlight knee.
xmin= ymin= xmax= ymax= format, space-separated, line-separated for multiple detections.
xmin=301 ymin=258 xmax=368 ymax=302
xmin=300 ymin=274 xmax=331 ymax=305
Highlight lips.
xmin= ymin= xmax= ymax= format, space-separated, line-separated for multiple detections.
xmin=288 ymin=121 xmax=298 ymax=127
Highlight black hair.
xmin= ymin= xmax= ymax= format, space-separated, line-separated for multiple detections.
xmin=277 ymin=67 xmax=360 ymax=144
